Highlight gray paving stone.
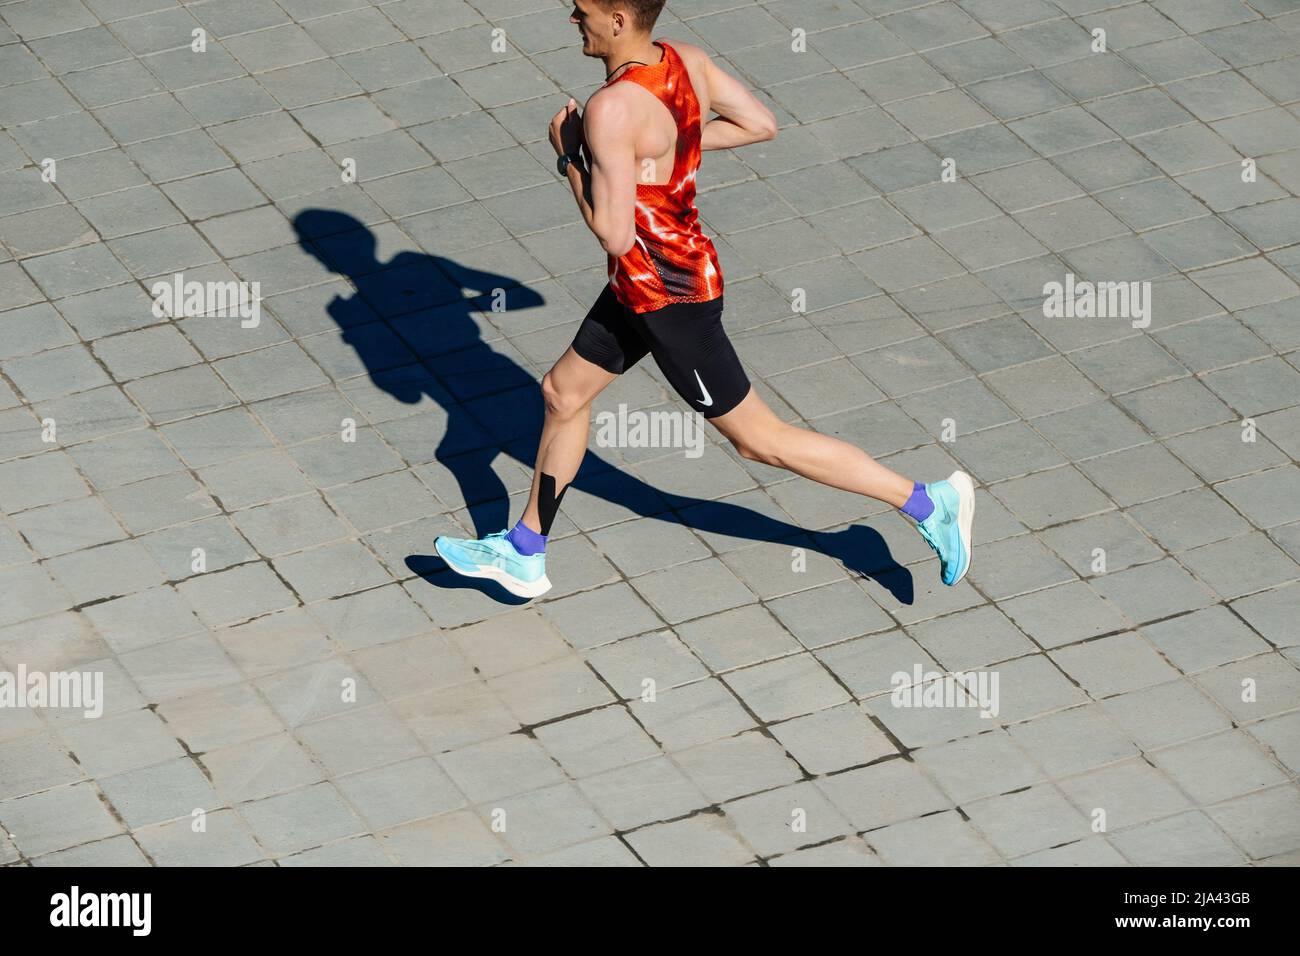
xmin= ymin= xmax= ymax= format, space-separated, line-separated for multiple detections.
xmin=137 ymin=513 xmax=257 ymax=581
xmin=60 ymin=707 xmax=184 ymax=779
xmin=1052 ymin=632 xmax=1182 ymax=696
xmin=676 ymin=731 xmax=803 ymax=803
xmin=126 ymin=365 xmax=240 ymax=425
xmin=1207 ymin=785 xmax=1300 ymax=859
xmin=102 ymin=471 xmax=221 ymax=535
xmin=198 ymin=448 xmax=315 ymax=510
xmin=772 ymin=702 xmax=899 ymax=774
xmin=0 ymin=522 xmax=33 ymax=569
xmin=1216 ymin=464 xmax=1300 ymax=529
xmin=1195 ymin=652 xmax=1300 ymax=723
xmin=989 ymin=465 xmax=1114 ymax=530
xmin=1231 ymin=583 xmax=1300 ymax=648
xmin=0 ymin=733 xmax=83 ymax=802
xmin=1059 ymin=758 xmax=1193 ymax=830
xmin=630 ymin=678 xmax=756 ymax=751
xmin=1181 ymin=531 xmax=1300 ymax=598
xmin=378 ymin=808 xmax=509 ymax=865
xmin=1001 ymin=580 xmax=1129 ymax=648
xmin=1009 ymin=703 xmax=1140 ymax=777
xmin=350 ymin=628 xmax=473 ymax=702
xmin=1012 ymin=835 xmax=1128 ymax=865
xmin=1249 ymin=711 xmax=1300 ymax=773
xmin=907 ymin=604 xmax=1034 ymax=671
xmin=1117 ymin=376 xmax=1235 ymax=437
xmin=257 ymin=655 xmax=382 ymax=729
xmin=985 ymin=356 xmax=1104 ymax=419
xmin=1153 ymin=730 xmax=1287 ymax=805
xmin=630 ymin=557 xmax=756 ymax=625
xmin=33 ymin=833 xmax=151 ymax=867
xmin=576 ymin=755 xmax=709 ymax=831
xmin=197 ymin=732 xmax=321 ymax=805
xmin=176 ymin=561 xmax=298 ymax=627
xmin=271 ymin=540 xmax=390 ymax=602
xmin=96 ymin=756 xmax=222 ymax=831
xmin=814 ymin=629 xmax=940 ymax=702
xmin=52 ymin=282 xmax=161 ymax=341
xmin=323 ymin=468 xmax=441 ymax=535
xmin=82 ymin=586 xmax=202 ymax=656
xmin=966 ymin=531 xmax=1076 ymax=599
xmin=46 ymin=538 xmax=167 ymax=604
xmin=532 ymin=706 xmax=657 ymax=780
xmin=0 ymin=343 xmax=98 ymax=403
xmin=723 ymin=779 xmax=853 ymax=857
xmin=298 ymin=705 xmax=424 ymax=778
xmin=231 ymin=494 xmax=348 ymax=557
xmin=132 ymin=809 xmax=263 ymax=867
xmin=0 ymin=451 xmax=88 ymax=513
xmin=1078 ymin=441 xmax=1202 ymax=507
xmin=818 ymin=758 xmax=947 ymax=837
xmin=915 ymin=729 xmax=1045 ymax=804
xmin=625 ymin=812 xmax=756 ymax=866
xmin=239 ymin=782 xmax=366 ymax=857
xmin=966 ymin=784 xmax=1092 ymax=857
xmin=12 ymin=495 xmax=125 ymax=557
xmin=483 ymin=781 xmax=611 ymax=858
xmin=1092 ymin=556 xmax=1219 ymax=624
xmin=768 ymin=579 xmax=894 ymax=649
xmin=116 ymin=627 xmax=244 ymax=706
xmin=215 ymin=607 xmax=332 ymax=681
xmin=386 ymin=679 xmax=513 ymax=756
xmin=584 ymin=630 xmax=707 ymax=700
xmin=994 ymin=652 xmax=1092 ymax=722
xmin=1126 ymin=487 xmax=1249 ymax=554
xmin=0 ymin=783 xmax=122 ymax=858
xmin=490 ymin=654 xmax=615 ymax=724
xmin=1110 ymin=809 xmax=1246 ymax=866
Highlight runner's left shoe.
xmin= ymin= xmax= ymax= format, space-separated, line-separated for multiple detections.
xmin=915 ymin=471 xmax=975 ymax=586
xmin=434 ymin=530 xmax=552 ymax=599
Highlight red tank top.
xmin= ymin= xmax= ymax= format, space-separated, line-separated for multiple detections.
xmin=603 ymin=40 xmax=723 ymax=314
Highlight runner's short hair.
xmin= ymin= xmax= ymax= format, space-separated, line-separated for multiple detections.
xmin=595 ymin=0 xmax=667 ymax=32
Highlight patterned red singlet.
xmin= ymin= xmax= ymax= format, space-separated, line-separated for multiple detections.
xmin=603 ymin=40 xmax=723 ymax=314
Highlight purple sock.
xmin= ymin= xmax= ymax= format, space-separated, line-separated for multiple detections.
xmin=900 ymin=481 xmax=935 ymax=523
xmin=506 ymin=520 xmax=546 ymax=556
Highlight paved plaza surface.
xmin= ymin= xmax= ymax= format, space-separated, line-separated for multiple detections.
xmin=1 ymin=0 xmax=1299 ymax=867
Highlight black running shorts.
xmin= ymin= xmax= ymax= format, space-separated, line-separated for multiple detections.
xmin=571 ymin=284 xmax=751 ymax=419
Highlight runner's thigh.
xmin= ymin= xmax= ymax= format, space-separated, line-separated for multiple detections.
xmin=633 ymin=297 xmax=750 ymax=419
xmin=570 ymin=283 xmax=652 ymax=376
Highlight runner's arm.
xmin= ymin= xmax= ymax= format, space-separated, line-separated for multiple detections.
xmin=565 ymin=93 xmax=638 ymax=257
xmin=700 ymin=56 xmax=777 ymax=150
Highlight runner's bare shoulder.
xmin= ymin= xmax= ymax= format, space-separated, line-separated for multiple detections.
xmin=666 ymin=38 xmax=708 ymax=66
xmin=584 ymin=76 xmax=643 ymax=117
xmin=583 ymin=81 xmax=643 ymax=134
xmin=662 ymin=40 xmax=714 ymax=113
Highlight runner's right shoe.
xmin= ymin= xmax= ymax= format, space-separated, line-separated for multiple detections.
xmin=434 ymin=530 xmax=552 ymax=599
xmin=915 ymin=471 xmax=975 ymax=586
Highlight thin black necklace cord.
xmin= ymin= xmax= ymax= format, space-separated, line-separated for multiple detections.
xmin=605 ymin=59 xmax=649 ymax=81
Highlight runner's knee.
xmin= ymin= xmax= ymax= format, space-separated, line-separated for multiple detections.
xmin=541 ymin=371 xmax=589 ymax=421
xmin=731 ymin=432 xmax=785 ymax=469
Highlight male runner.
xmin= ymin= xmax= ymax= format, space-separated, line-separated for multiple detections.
xmin=435 ymin=0 xmax=974 ymax=598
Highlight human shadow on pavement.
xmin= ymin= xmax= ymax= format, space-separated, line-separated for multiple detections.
xmin=293 ymin=210 xmax=912 ymax=605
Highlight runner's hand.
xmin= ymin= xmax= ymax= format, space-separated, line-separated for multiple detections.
xmin=549 ymin=98 xmax=585 ymax=156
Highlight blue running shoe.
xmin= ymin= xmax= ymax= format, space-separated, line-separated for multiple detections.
xmin=434 ymin=529 xmax=552 ymax=599
xmin=915 ymin=471 xmax=975 ymax=586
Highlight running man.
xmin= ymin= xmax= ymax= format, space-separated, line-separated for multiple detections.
xmin=435 ymin=0 xmax=974 ymax=598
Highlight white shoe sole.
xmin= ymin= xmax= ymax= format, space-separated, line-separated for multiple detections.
xmin=434 ymin=539 xmax=552 ymax=599
xmin=946 ymin=470 xmax=975 ymax=585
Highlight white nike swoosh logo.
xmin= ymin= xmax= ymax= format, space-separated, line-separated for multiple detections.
xmin=693 ymin=369 xmax=713 ymax=407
